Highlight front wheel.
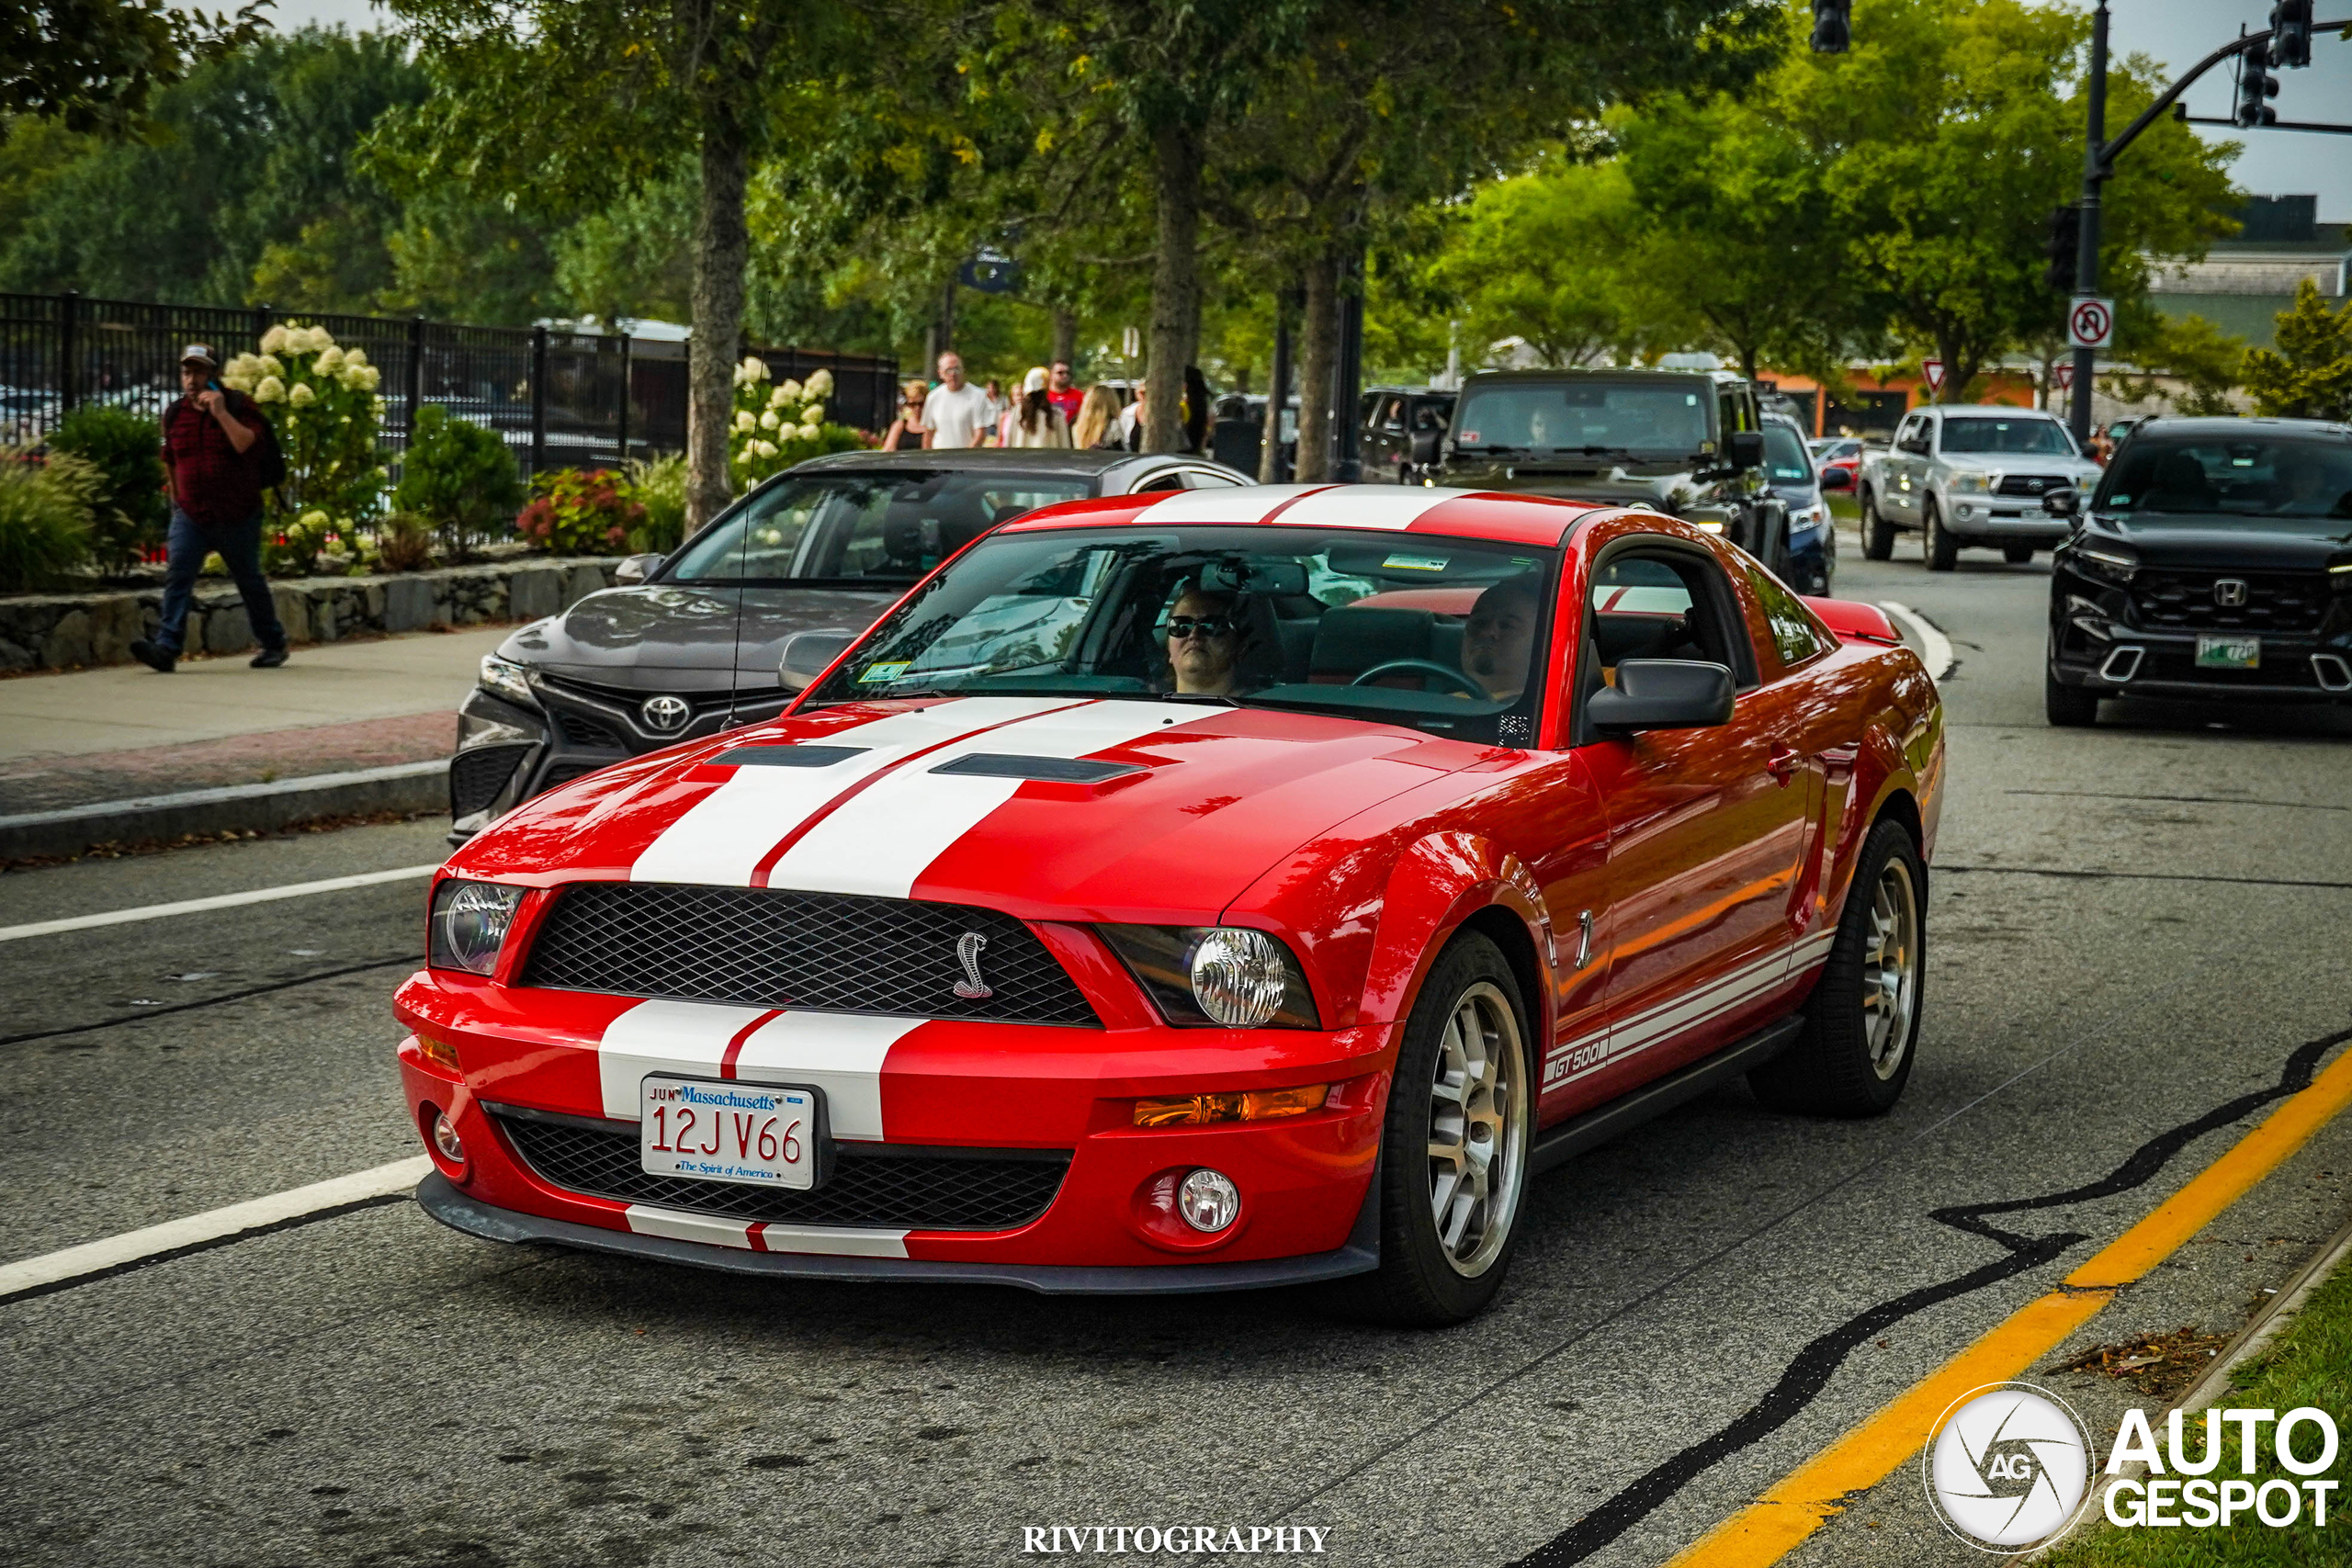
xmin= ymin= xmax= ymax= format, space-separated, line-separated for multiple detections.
xmin=2046 ymin=667 xmax=2100 ymax=727
xmin=1749 ymin=818 xmax=1925 ymax=1117
xmin=1341 ymin=931 xmax=1532 ymax=1326
xmin=1924 ymin=502 xmax=1958 ymax=571
xmin=2004 ymin=543 xmax=2035 ymax=564
xmin=1861 ymin=491 xmax=1894 ymax=560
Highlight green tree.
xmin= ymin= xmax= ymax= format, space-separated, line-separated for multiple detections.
xmin=1430 ymin=158 xmax=1654 ymax=370
xmin=2241 ymin=280 xmax=2352 ymax=422
xmin=2104 ymin=311 xmax=2246 ymax=418
xmin=2 ymin=0 xmax=264 ymax=135
xmin=393 ymin=403 xmax=524 ymax=555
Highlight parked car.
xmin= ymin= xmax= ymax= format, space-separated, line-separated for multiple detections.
xmin=1858 ymin=404 xmax=2102 ymax=570
xmin=1360 ymin=386 xmax=1457 ymax=483
xmin=1431 ymin=369 xmax=1789 ymax=562
xmin=2042 ymin=417 xmax=2352 ymax=726
xmin=447 ymin=447 xmax=1250 ymax=840
xmin=1809 ymin=435 xmax=1864 ymax=492
xmin=398 ymin=483 xmax=1942 ymax=1325
xmin=1762 ymin=412 xmax=1837 ymax=594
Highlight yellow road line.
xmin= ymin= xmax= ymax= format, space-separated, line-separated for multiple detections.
xmin=1668 ymin=1043 xmax=2352 ymax=1568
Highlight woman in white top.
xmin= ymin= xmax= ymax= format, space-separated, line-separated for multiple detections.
xmin=1000 ymin=366 xmax=1072 ymax=449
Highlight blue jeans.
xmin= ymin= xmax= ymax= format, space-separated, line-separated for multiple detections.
xmin=156 ymin=509 xmax=286 ymax=655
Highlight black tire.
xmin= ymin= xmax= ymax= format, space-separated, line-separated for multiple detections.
xmin=1749 ymin=819 xmax=1925 ymax=1118
xmin=1340 ymin=931 xmax=1532 ymax=1327
xmin=1923 ymin=501 xmax=1958 ymax=571
xmin=2046 ymin=668 xmax=2099 ymax=727
xmin=1861 ymin=491 xmax=1894 ymax=561
xmin=2003 ymin=543 xmax=2035 ymax=564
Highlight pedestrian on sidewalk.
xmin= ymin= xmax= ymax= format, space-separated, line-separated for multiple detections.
xmin=880 ymin=378 xmax=928 ymax=450
xmin=130 ymin=344 xmax=288 ymax=674
xmin=1045 ymin=360 xmax=1085 ymax=429
xmin=918 ymin=353 xmax=994 ymax=449
xmin=1072 ymin=385 xmax=1122 ymax=450
xmin=1001 ymin=367 xmax=1073 ymax=449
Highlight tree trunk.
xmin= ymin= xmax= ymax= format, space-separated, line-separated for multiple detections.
xmin=1293 ymin=249 xmax=1342 ymax=483
xmin=688 ymin=118 xmax=751 ymax=528
xmin=1049 ymin=306 xmax=1077 ymax=369
xmin=1142 ymin=121 xmax=1201 ymax=454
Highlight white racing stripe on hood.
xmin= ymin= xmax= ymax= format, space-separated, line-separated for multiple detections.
xmin=628 ymin=697 xmax=1074 ymax=887
xmin=1130 ymin=482 xmax=1329 ymax=524
xmin=731 ymin=1011 xmax=922 ymax=1142
xmin=597 ymin=998 xmax=770 ymax=1120
xmin=1266 ymin=485 xmax=1479 ymax=531
xmin=763 ymin=699 xmax=1183 ymax=898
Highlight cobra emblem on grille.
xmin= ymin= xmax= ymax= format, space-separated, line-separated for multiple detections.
xmin=952 ymin=931 xmax=993 ymax=999
xmin=2213 ymin=579 xmax=2249 ymax=607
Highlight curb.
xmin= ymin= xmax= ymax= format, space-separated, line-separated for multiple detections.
xmin=0 ymin=760 xmax=447 ymax=860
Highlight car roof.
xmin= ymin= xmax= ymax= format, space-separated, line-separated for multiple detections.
xmin=788 ymin=447 xmax=1165 ymax=480
xmin=1919 ymin=404 xmax=2061 ymax=418
xmin=2122 ymin=416 xmax=2350 ymax=441
xmin=1460 ymin=367 xmax=1737 ymax=387
xmin=997 ymin=482 xmax=1609 ymax=548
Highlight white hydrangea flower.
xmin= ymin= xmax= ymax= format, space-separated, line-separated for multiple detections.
xmin=752 ymin=439 xmax=778 ymax=458
xmin=775 ymin=378 xmax=801 ymax=403
xmin=733 ymin=410 xmax=756 ymax=432
xmin=803 ymin=368 xmax=833 ymax=398
xmin=299 ymin=509 xmax=329 ymax=528
xmin=801 ymin=402 xmax=825 ymax=425
xmin=259 ymin=325 xmax=289 ymax=355
xmin=758 ymin=409 xmax=781 ymax=430
xmin=288 ymin=382 xmax=316 ymax=407
xmin=314 ymin=345 xmax=345 ymax=374
xmin=342 ymin=346 xmax=368 ymax=368
xmin=738 ymin=355 xmax=770 ymax=384
xmin=300 ymin=325 xmax=335 ymax=355
xmin=222 ymin=372 xmax=254 ymax=392
xmin=338 ymin=365 xmax=369 ymax=389
xmin=796 ymin=422 xmax=821 ymax=442
xmin=254 ymin=375 xmax=286 ymax=402
xmin=363 ymin=365 xmax=382 ymax=389
xmin=256 ymin=354 xmax=283 ymax=378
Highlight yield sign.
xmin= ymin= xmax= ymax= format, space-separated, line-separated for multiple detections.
xmin=1921 ymin=359 xmax=1946 ymax=392
xmin=2052 ymin=361 xmax=2075 ymax=391
xmin=2068 ymin=297 xmax=2116 ymax=350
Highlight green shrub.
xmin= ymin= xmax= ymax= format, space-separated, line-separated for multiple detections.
xmin=48 ymin=404 xmax=167 ymax=571
xmin=394 ymin=405 xmax=525 ymax=558
xmin=515 ymin=468 xmax=643 ymax=555
xmin=0 ymin=448 xmax=99 ymax=591
xmin=622 ymin=453 xmax=689 ymax=555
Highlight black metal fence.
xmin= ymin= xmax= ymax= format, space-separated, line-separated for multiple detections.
xmin=0 ymin=291 xmax=899 ymax=478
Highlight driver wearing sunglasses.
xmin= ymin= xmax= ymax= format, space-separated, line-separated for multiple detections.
xmin=1165 ymin=587 xmax=1242 ymax=695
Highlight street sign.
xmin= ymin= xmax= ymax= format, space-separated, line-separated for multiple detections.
xmin=1122 ymin=326 xmax=1141 ymax=359
xmin=2052 ymin=361 xmax=2075 ymax=391
xmin=2067 ymin=297 xmax=2116 ymax=350
xmin=1922 ymin=359 xmax=1946 ymax=393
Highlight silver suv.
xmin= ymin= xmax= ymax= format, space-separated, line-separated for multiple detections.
xmin=1858 ymin=404 xmax=2102 ymax=570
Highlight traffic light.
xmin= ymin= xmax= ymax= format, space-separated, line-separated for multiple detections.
xmin=2270 ymin=0 xmax=2313 ymax=69
xmin=2237 ymin=51 xmax=2280 ymax=126
xmin=1811 ymin=0 xmax=1850 ymax=54
xmin=2044 ymin=206 xmax=2082 ymax=292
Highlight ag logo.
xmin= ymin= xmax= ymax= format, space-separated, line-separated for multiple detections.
xmin=1921 ymin=1382 xmax=2090 ymax=1551
xmin=639 ymin=694 xmax=691 ymax=733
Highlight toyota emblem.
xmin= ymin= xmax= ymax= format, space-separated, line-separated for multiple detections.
xmin=639 ymin=694 xmax=691 ymax=732
xmin=2212 ymin=579 xmax=2249 ymax=608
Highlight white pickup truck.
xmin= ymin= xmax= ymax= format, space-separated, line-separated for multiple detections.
xmin=1858 ymin=404 xmax=2104 ymax=570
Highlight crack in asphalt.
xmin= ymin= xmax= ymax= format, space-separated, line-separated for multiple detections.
xmin=1508 ymin=1022 xmax=2352 ymax=1566
xmin=0 ymin=955 xmax=424 ymax=1048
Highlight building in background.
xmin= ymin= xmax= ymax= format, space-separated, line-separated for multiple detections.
xmin=2146 ymin=195 xmax=2348 ymax=351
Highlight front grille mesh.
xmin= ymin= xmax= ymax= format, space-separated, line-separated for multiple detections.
xmin=492 ymin=1111 xmax=1069 ymax=1230
xmin=449 ymin=744 xmax=529 ymax=817
xmin=1994 ymin=473 xmax=2068 ymax=498
xmin=2130 ymin=570 xmax=2330 ymax=634
xmin=550 ymin=709 xmax=630 ymax=750
xmin=522 ymin=883 xmax=1098 ymax=1025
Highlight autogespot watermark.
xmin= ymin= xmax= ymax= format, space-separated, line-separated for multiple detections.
xmin=1022 ymin=1525 xmax=1330 ymax=1555
xmin=1921 ymin=1382 xmax=2343 ymax=1551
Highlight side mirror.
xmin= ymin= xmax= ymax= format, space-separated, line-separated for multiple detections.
xmin=779 ymin=629 xmax=857 ymax=691
xmin=1727 ymin=430 xmax=1766 ymax=470
xmin=1409 ymin=430 xmax=1442 ymax=466
xmin=1817 ymin=467 xmax=1853 ymax=491
xmin=613 ymin=552 xmax=665 ymax=585
xmin=1589 ymin=659 xmax=1736 ymax=734
xmin=2041 ymin=488 xmax=2080 ymax=519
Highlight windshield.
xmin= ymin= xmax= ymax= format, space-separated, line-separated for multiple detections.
xmin=2096 ymin=436 xmax=2352 ymax=525
xmin=665 ymin=470 xmax=1094 ymax=586
xmin=800 ymin=525 xmax=1559 ymax=746
xmin=1453 ymin=381 xmax=1709 ymax=457
xmin=1938 ymin=417 xmax=2076 ymax=457
xmin=1762 ymin=423 xmax=1814 ymax=483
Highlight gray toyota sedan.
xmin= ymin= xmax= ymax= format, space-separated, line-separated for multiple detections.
xmin=448 ymin=446 xmax=1250 ymax=839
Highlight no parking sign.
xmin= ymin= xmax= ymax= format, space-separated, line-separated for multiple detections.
xmin=2067 ymin=297 xmax=2115 ymax=350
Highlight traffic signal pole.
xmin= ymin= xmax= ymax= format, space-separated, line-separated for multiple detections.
xmin=2068 ymin=3 xmax=2108 ymax=448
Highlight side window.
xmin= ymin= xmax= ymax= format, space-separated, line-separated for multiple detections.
xmin=1583 ymin=545 xmax=1757 ymax=695
xmin=1742 ymin=563 xmax=1827 ymax=671
xmin=1134 ymin=473 xmax=1186 ymax=493
xmin=1896 ymin=415 xmax=1928 ymax=455
xmin=1182 ymin=468 xmax=1244 ymax=489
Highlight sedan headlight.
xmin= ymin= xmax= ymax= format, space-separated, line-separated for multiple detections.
xmin=1099 ymin=925 xmax=1321 ymax=1029
xmin=478 ymin=653 xmax=538 ymax=710
xmin=430 ymin=880 xmax=526 ymax=976
xmin=2072 ymin=544 xmax=2140 ymax=584
xmin=1949 ymin=471 xmax=1989 ymax=494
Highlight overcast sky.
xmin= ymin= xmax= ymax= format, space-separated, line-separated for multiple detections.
xmin=251 ymin=0 xmax=2352 ymax=219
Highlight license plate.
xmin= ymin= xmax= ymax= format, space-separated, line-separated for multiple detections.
xmin=640 ymin=1077 xmax=822 ymax=1190
xmin=2195 ymin=635 xmax=2260 ymax=670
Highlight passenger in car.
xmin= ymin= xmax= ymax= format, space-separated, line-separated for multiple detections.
xmin=1462 ymin=574 xmax=1544 ymax=702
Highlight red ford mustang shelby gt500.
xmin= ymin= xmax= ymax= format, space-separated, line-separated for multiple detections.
xmin=395 ymin=483 xmax=1943 ymax=1324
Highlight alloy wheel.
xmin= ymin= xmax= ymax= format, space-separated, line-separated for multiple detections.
xmin=1425 ymin=980 xmax=1528 ymax=1278
xmin=1862 ymin=858 xmax=1920 ymax=1079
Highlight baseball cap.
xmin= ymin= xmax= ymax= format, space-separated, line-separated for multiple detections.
xmin=179 ymin=344 xmax=218 ymax=368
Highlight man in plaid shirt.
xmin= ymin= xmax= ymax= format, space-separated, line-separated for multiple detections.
xmin=129 ymin=344 xmax=289 ymax=673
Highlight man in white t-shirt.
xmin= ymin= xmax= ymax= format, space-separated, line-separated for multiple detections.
xmin=919 ymin=353 xmax=995 ymax=448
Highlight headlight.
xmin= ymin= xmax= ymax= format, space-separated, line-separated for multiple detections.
xmin=1794 ymin=502 xmax=1827 ymax=528
xmin=430 ymin=879 xmax=526 ymax=976
xmin=478 ymin=653 xmax=538 ymax=710
xmin=1099 ymin=925 xmax=1321 ymax=1029
xmin=1949 ymin=472 xmax=1988 ymax=494
xmin=2072 ymin=545 xmax=2139 ymax=584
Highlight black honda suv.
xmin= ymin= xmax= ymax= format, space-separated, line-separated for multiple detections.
xmin=2043 ymin=417 xmax=2352 ymax=726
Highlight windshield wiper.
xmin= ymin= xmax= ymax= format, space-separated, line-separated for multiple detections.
xmin=1159 ymin=692 xmax=1238 ymax=705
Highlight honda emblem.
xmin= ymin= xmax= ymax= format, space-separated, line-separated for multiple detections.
xmin=2212 ymin=579 xmax=2248 ymax=608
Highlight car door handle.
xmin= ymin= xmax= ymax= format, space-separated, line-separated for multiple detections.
xmin=1766 ymin=744 xmax=1803 ymax=784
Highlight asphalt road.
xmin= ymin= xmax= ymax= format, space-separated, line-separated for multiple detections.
xmin=5 ymin=523 xmax=2350 ymax=1568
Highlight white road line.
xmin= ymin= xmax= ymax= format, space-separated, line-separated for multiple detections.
xmin=0 ymin=1156 xmax=430 ymax=1301
xmin=0 ymin=863 xmax=440 ymax=944
xmin=1878 ymin=600 xmax=1955 ymax=682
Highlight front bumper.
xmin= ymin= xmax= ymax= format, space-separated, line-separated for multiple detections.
xmin=2049 ymin=566 xmax=2352 ymax=705
xmin=1940 ymin=493 xmax=2069 ymax=544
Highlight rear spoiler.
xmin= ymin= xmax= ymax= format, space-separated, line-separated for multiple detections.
xmin=1802 ymin=596 xmax=1902 ymax=648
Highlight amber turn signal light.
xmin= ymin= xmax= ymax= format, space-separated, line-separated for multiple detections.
xmin=1132 ymin=1084 xmax=1329 ymax=1127
xmin=418 ymin=1035 xmax=461 ymax=1073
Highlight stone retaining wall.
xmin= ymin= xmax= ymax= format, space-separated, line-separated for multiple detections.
xmin=0 ymin=558 xmax=624 ymax=671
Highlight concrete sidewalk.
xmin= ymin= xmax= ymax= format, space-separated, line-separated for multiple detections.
xmin=0 ymin=627 xmax=501 ymax=854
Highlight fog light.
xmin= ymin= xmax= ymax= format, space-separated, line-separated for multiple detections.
xmin=1177 ymin=1168 xmax=1239 ymax=1233
xmin=431 ymin=1111 xmax=466 ymax=1167
xmin=1955 ymin=503 xmax=1974 ymax=519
